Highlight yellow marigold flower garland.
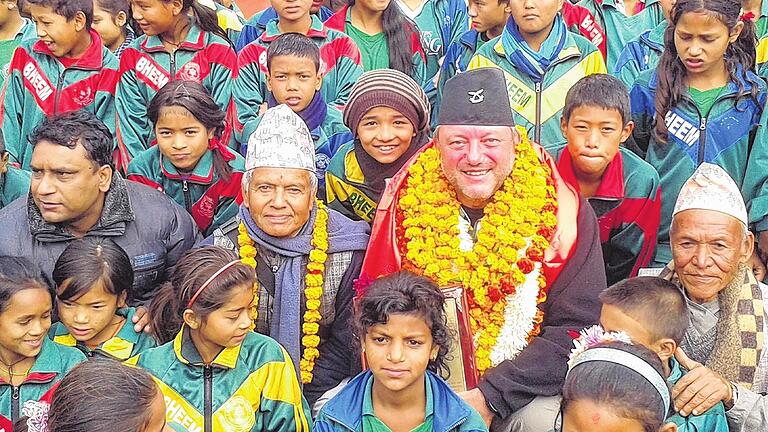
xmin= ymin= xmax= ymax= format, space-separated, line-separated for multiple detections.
xmin=237 ymin=200 xmax=329 ymax=384
xmin=396 ymin=127 xmax=558 ymax=375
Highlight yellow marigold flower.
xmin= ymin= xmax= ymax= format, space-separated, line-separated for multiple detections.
xmin=302 ymin=335 xmax=321 ymax=347
xmin=302 ymin=322 xmax=320 ymax=335
xmin=306 ymin=299 xmax=321 ymax=311
xmin=305 ymin=310 xmax=322 ymax=322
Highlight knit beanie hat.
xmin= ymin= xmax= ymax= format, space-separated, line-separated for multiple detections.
xmin=343 ymin=69 xmax=430 ymax=135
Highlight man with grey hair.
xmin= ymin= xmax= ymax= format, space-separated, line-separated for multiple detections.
xmin=205 ymin=105 xmax=370 ymax=409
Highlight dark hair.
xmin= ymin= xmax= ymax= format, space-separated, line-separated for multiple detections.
xmin=53 ymin=238 xmax=134 ymax=304
xmin=94 ymin=0 xmax=129 ymax=16
xmin=46 ymin=361 xmax=160 ymax=432
xmin=348 ymin=0 xmax=419 ymax=77
xmin=0 ymin=129 xmax=5 ymax=155
xmin=655 ymin=0 xmax=760 ymax=141
xmin=166 ymin=0 xmax=231 ymax=45
xmin=0 ymin=256 xmax=53 ymax=313
xmin=599 ymin=277 xmax=689 ymax=344
xmin=267 ymin=32 xmax=320 ymax=72
xmin=26 ymin=0 xmax=93 ymax=29
xmin=148 ymin=246 xmax=255 ymax=344
xmin=29 ymin=110 xmax=114 ymax=169
xmin=353 ymin=270 xmax=451 ymax=376
xmin=562 ymin=341 xmax=671 ymax=432
xmin=148 ymin=80 xmax=233 ymax=182
xmin=563 ymin=74 xmax=631 ymax=125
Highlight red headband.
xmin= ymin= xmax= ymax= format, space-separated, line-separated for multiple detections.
xmin=741 ymin=11 xmax=756 ymax=22
xmin=187 ymin=260 xmax=241 ymax=308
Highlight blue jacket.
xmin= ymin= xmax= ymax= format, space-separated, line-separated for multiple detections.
xmin=235 ymin=7 xmax=335 ymax=52
xmin=314 ymin=370 xmax=488 ymax=432
xmin=613 ymin=21 xmax=666 ymax=88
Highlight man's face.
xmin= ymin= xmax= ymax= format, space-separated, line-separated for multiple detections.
xmin=30 ymin=140 xmax=112 ymax=226
xmin=508 ymin=0 xmax=564 ymax=38
xmin=435 ymin=125 xmax=517 ymax=209
xmin=671 ymin=209 xmax=753 ymax=304
xmin=242 ymin=167 xmax=315 ymax=238
xmin=267 ymin=55 xmax=322 ymax=113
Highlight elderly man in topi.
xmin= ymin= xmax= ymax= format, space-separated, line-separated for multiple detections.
xmin=205 ymin=104 xmax=371 ymax=412
xmin=655 ymin=163 xmax=768 ymax=432
xmin=361 ymin=68 xmax=607 ymax=432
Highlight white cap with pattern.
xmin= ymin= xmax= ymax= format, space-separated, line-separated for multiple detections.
xmin=673 ymin=163 xmax=748 ymax=226
xmin=245 ymin=104 xmax=315 ymax=172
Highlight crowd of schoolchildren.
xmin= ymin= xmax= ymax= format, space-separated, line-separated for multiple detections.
xmin=0 ymin=0 xmax=766 ymax=431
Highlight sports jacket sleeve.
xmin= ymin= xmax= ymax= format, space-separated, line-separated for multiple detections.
xmin=254 ymin=347 xmax=313 ymax=432
xmin=233 ymin=44 xmax=267 ymax=146
xmin=0 ymin=47 xmax=27 ymax=165
xmin=95 ymin=54 xmax=120 ymax=146
xmin=627 ymin=78 xmax=655 ymax=158
xmin=204 ymin=43 xmax=238 ymax=148
xmin=115 ymin=48 xmax=153 ymax=165
xmin=324 ymin=37 xmax=363 ymax=108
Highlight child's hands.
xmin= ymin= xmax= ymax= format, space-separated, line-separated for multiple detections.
xmin=458 ymin=388 xmax=494 ymax=427
xmin=132 ymin=306 xmax=153 ymax=334
xmin=672 ymin=348 xmax=733 ymax=416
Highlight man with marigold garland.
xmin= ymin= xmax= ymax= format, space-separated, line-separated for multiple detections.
xmin=360 ymin=68 xmax=607 ymax=432
xmin=203 ymin=105 xmax=371 ymax=413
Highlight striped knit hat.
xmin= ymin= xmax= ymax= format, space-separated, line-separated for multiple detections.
xmin=343 ymin=69 xmax=430 ymax=135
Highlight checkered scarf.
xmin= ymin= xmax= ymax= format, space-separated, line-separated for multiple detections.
xmin=661 ymin=263 xmax=765 ymax=389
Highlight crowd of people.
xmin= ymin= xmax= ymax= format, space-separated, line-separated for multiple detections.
xmin=0 ymin=0 xmax=766 ymax=431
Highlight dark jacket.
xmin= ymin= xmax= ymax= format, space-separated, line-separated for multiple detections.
xmin=0 ymin=175 xmax=199 ymax=304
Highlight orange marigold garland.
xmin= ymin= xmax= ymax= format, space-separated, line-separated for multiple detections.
xmin=237 ymin=200 xmax=329 ymax=384
xmin=396 ymin=126 xmax=558 ymax=375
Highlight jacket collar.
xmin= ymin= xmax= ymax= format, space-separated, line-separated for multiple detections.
xmin=641 ymin=20 xmax=666 ymax=51
xmin=173 ymin=326 xmax=241 ymax=369
xmin=648 ymin=65 xmax=758 ymax=96
xmin=459 ymin=29 xmax=480 ymax=50
xmin=557 ymin=148 xmax=625 ymax=200
xmin=28 ymin=174 xmax=135 ymax=242
xmin=323 ymin=4 xmax=349 ymax=32
xmin=14 ymin=18 xmax=33 ymax=40
xmin=161 ymin=150 xmax=215 ymax=184
xmin=141 ymin=24 xmax=205 ymax=52
xmin=51 ymin=308 xmax=142 ymax=356
xmin=0 ymin=339 xmax=62 ymax=386
xmin=494 ymin=28 xmax=581 ymax=63
xmin=262 ymin=15 xmax=327 ymax=42
xmin=32 ymin=30 xmax=106 ymax=70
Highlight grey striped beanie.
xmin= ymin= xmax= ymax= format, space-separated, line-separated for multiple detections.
xmin=343 ymin=69 xmax=431 ymax=134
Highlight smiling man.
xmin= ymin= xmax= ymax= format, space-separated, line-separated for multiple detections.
xmin=206 ymin=104 xmax=370 ymax=412
xmin=361 ymin=68 xmax=606 ymax=432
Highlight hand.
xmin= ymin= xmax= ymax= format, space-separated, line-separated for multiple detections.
xmin=672 ymin=348 xmax=733 ymax=416
xmin=132 ymin=306 xmax=152 ymax=334
xmin=458 ymin=388 xmax=494 ymax=427
xmin=258 ymin=102 xmax=268 ymax=116
xmin=748 ymin=249 xmax=766 ymax=281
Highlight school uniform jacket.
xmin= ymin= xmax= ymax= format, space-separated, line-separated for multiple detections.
xmin=561 ymin=1 xmax=607 ymax=59
xmin=629 ymin=68 xmax=768 ymax=265
xmin=0 ymin=166 xmax=30 ymax=210
xmin=49 ymin=307 xmax=157 ymax=361
xmin=0 ymin=338 xmax=85 ymax=430
xmin=0 ymin=30 xmax=118 ymax=170
xmin=756 ymin=3 xmax=768 ymax=78
xmin=115 ymin=25 xmax=237 ymax=171
xmin=613 ymin=21 xmax=666 ymax=89
xmin=128 ymin=328 xmax=312 ymax=432
xmin=235 ymin=7 xmax=335 ymax=52
xmin=0 ymin=17 xmax=37 ymax=89
xmin=324 ymin=143 xmax=378 ymax=222
xmin=467 ymin=31 xmax=606 ymax=147
xmin=550 ymin=145 xmax=661 ymax=285
xmin=233 ymin=16 xmax=363 ymax=146
xmin=126 ymin=147 xmax=245 ymax=237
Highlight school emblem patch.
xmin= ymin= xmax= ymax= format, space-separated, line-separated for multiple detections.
xmin=72 ymin=87 xmax=94 ymax=106
xmin=198 ymin=195 xmax=215 ymax=218
xmin=219 ymin=395 xmax=255 ymax=431
xmin=179 ymin=62 xmax=202 ymax=82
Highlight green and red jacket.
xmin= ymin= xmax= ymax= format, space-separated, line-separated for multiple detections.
xmin=0 ymin=166 xmax=30 ymax=209
xmin=0 ymin=337 xmax=85 ymax=430
xmin=0 ymin=17 xmax=36 ymax=90
xmin=0 ymin=30 xmax=118 ymax=170
xmin=576 ymin=0 xmax=665 ymax=70
xmin=613 ymin=20 xmax=666 ymax=89
xmin=115 ymin=25 xmax=237 ymax=171
xmin=128 ymin=327 xmax=312 ymax=432
xmin=550 ymin=144 xmax=661 ymax=285
xmin=562 ymin=1 xmax=607 ymax=59
xmin=126 ymin=147 xmax=245 ymax=237
xmin=233 ymin=15 xmax=363 ymax=146
xmin=467 ymin=30 xmax=606 ymax=147
xmin=49 ymin=307 xmax=157 ymax=361
xmin=629 ymin=68 xmax=768 ymax=266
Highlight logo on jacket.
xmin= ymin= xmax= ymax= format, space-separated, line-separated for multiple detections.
xmin=178 ymin=62 xmax=202 ymax=82
xmin=219 ymin=395 xmax=255 ymax=431
xmin=72 ymin=87 xmax=94 ymax=106
xmin=22 ymin=62 xmax=53 ymax=101
xmin=198 ymin=195 xmax=215 ymax=218
xmin=136 ymin=56 xmax=170 ymax=88
xmin=467 ymin=89 xmax=485 ymax=104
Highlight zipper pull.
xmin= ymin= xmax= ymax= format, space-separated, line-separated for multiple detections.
xmin=535 ymin=82 xmax=542 ymax=93
xmin=182 ymin=180 xmax=188 ymax=192
xmin=700 ymin=117 xmax=707 ymax=130
xmin=271 ymin=264 xmax=279 ymax=273
xmin=12 ymin=386 xmax=19 ymax=400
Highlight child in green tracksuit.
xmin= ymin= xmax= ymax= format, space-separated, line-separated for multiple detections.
xmin=0 ymin=130 xmax=30 ymax=209
xmin=0 ymin=0 xmax=118 ymax=170
xmin=49 ymin=238 xmax=156 ymax=361
xmin=130 ymin=246 xmax=312 ymax=432
xmin=468 ymin=0 xmax=606 ymax=147
xmin=0 ymin=257 xmax=86 ymax=430
xmin=128 ymin=80 xmax=245 ymax=237
xmin=0 ymin=0 xmax=35 ymax=89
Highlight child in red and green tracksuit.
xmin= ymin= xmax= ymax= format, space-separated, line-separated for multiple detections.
xmin=0 ymin=257 xmax=86 ymax=431
xmin=0 ymin=1 xmax=118 ymax=170
xmin=550 ymin=75 xmax=660 ymax=286
xmin=0 ymin=132 xmax=30 ymax=209
xmin=0 ymin=4 xmax=36 ymax=90
xmin=127 ymin=80 xmax=244 ymax=237
xmin=467 ymin=3 xmax=606 ymax=147
xmin=115 ymin=0 xmax=237 ymax=172
xmin=233 ymin=2 xmax=363 ymax=146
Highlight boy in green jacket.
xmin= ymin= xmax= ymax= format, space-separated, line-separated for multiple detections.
xmin=0 ymin=130 xmax=30 ymax=209
xmin=0 ymin=0 xmax=36 ymax=89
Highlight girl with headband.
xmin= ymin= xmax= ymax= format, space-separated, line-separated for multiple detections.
xmin=130 ymin=246 xmax=311 ymax=431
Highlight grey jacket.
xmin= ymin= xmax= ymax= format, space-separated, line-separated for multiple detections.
xmin=0 ymin=175 xmax=200 ymax=304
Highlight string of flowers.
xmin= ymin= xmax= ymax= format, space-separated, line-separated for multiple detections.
xmin=396 ymin=126 xmax=558 ymax=374
xmin=237 ymin=200 xmax=329 ymax=384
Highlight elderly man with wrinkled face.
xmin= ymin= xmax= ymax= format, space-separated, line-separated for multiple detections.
xmin=205 ymin=105 xmax=371 ymax=412
xmin=655 ymin=164 xmax=768 ymax=432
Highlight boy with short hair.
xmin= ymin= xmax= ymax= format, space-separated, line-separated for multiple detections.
xmin=0 ymin=130 xmax=30 ymax=209
xmin=91 ymin=0 xmax=134 ymax=59
xmin=0 ymin=0 xmax=118 ymax=169
xmin=235 ymin=0 xmax=333 ymax=52
xmin=549 ymin=74 xmax=660 ymax=285
xmin=0 ymin=0 xmax=35 ymax=90
xmin=233 ymin=0 xmax=363 ymax=146
xmin=599 ymin=277 xmax=730 ymax=432
xmin=467 ymin=0 xmax=606 ymax=147
xmin=244 ymin=32 xmax=353 ymax=198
